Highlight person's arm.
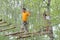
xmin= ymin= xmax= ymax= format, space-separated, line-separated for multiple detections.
xmin=27 ymin=12 xmax=30 ymax=16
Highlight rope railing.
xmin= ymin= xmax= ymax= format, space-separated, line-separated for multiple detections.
xmin=0 ymin=19 xmax=11 ymax=26
xmin=0 ymin=23 xmax=11 ymax=27
xmin=0 ymin=21 xmax=6 ymax=24
xmin=0 ymin=27 xmax=16 ymax=32
xmin=0 ymin=19 xmax=6 ymax=24
xmin=0 ymin=19 xmax=16 ymax=32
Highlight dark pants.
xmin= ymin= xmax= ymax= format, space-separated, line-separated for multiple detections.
xmin=21 ymin=21 xmax=28 ymax=32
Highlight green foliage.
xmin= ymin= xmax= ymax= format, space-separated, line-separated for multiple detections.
xmin=0 ymin=0 xmax=60 ymax=40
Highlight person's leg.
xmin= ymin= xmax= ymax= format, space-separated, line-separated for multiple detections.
xmin=20 ymin=22 xmax=25 ymax=32
xmin=24 ymin=21 xmax=28 ymax=33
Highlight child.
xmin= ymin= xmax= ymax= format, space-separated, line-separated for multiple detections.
xmin=21 ymin=8 xmax=30 ymax=33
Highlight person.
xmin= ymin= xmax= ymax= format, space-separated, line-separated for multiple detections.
xmin=21 ymin=8 xmax=30 ymax=33
xmin=43 ymin=11 xmax=50 ymax=32
xmin=43 ymin=10 xmax=50 ymax=20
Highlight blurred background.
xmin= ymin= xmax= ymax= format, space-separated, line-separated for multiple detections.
xmin=0 ymin=0 xmax=60 ymax=40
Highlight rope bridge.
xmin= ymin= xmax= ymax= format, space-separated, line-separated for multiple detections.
xmin=0 ymin=0 xmax=57 ymax=40
xmin=5 ymin=29 xmax=49 ymax=38
xmin=0 ymin=19 xmax=16 ymax=32
xmin=0 ymin=19 xmax=53 ymax=40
